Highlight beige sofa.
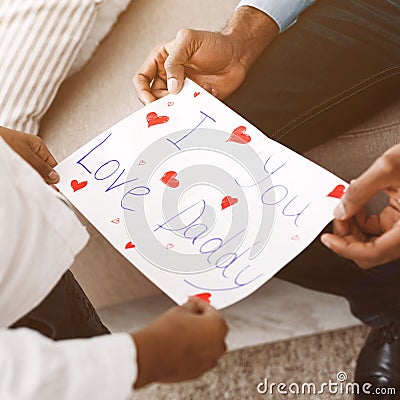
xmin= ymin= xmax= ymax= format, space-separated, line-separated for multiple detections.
xmin=40 ymin=0 xmax=400 ymax=311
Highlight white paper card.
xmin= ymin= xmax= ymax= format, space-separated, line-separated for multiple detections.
xmin=55 ymin=79 xmax=347 ymax=309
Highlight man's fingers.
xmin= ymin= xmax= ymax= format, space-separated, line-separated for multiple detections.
xmin=164 ymin=29 xmax=197 ymax=94
xmin=335 ymin=148 xmax=400 ymax=220
xmin=321 ymin=233 xmax=360 ymax=260
xmin=164 ymin=56 xmax=186 ymax=95
xmin=151 ymin=76 xmax=170 ymax=99
xmin=385 ymin=187 xmax=400 ymax=200
xmin=355 ymin=212 xmax=382 ymax=235
xmin=133 ymin=46 xmax=165 ymax=105
xmin=133 ymin=72 xmax=157 ymax=105
xmin=321 ymin=224 xmax=400 ymax=269
xmin=332 ymin=219 xmax=351 ymax=237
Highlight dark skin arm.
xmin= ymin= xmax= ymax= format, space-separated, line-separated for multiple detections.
xmin=133 ymin=6 xmax=279 ymax=104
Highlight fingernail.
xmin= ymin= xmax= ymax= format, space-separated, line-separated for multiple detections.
xmin=167 ymin=78 xmax=178 ymax=93
xmin=48 ymin=170 xmax=59 ymax=182
xmin=321 ymin=236 xmax=332 ymax=250
xmin=333 ymin=202 xmax=346 ymax=220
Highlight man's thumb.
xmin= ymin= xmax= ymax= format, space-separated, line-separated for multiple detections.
xmin=164 ymin=30 xmax=195 ymax=94
xmin=165 ymin=56 xmax=185 ymax=94
xmin=334 ymin=166 xmax=389 ymax=221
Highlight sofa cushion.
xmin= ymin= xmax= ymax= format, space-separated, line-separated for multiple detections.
xmin=69 ymin=0 xmax=131 ymax=77
xmin=0 ymin=0 xmax=98 ymax=135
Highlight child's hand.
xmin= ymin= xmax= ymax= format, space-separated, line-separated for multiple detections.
xmin=0 ymin=126 xmax=59 ymax=184
xmin=132 ymin=296 xmax=228 ymax=388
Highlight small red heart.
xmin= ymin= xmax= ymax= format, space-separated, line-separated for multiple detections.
xmin=111 ymin=218 xmax=120 ymax=224
xmin=227 ymin=126 xmax=251 ymax=144
xmin=146 ymin=112 xmax=169 ymax=128
xmin=71 ymin=180 xmax=88 ymax=192
xmin=167 ymin=101 xmax=174 ymax=107
xmin=138 ymin=159 xmax=146 ymax=166
xmin=221 ymin=195 xmax=238 ymax=210
xmin=194 ymin=292 xmax=211 ymax=303
xmin=161 ymin=171 xmax=180 ymax=188
xmin=166 ymin=243 xmax=174 ymax=250
xmin=327 ymin=185 xmax=346 ymax=199
xmin=125 ymin=241 xmax=135 ymax=249
xmin=194 ymin=92 xmax=200 ymax=97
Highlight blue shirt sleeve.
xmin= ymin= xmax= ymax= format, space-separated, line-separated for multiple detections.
xmin=236 ymin=0 xmax=317 ymax=32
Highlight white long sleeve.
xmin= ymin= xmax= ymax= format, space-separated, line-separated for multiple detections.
xmin=0 ymin=137 xmax=137 ymax=398
xmin=0 ymin=136 xmax=89 ymax=328
xmin=0 ymin=328 xmax=136 ymax=400
xmin=236 ymin=0 xmax=317 ymax=31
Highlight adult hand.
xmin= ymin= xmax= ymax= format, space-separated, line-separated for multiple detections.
xmin=132 ymin=296 xmax=228 ymax=388
xmin=133 ymin=6 xmax=279 ymax=104
xmin=0 ymin=126 xmax=59 ymax=184
xmin=321 ymin=143 xmax=400 ymax=269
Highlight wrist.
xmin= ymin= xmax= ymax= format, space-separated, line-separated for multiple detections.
xmin=222 ymin=6 xmax=279 ymax=70
xmin=131 ymin=329 xmax=159 ymax=389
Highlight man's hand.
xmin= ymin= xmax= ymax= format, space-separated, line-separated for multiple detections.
xmin=321 ymin=143 xmax=400 ymax=269
xmin=133 ymin=6 xmax=279 ymax=104
xmin=132 ymin=296 xmax=228 ymax=388
xmin=0 ymin=126 xmax=59 ymax=184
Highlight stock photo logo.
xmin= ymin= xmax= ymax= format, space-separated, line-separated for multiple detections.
xmin=123 ymin=127 xmax=276 ymax=275
xmin=257 ymin=371 xmax=397 ymax=397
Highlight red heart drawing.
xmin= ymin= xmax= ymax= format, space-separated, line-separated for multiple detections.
xmin=125 ymin=241 xmax=136 ymax=249
xmin=221 ymin=196 xmax=238 ymax=210
xmin=291 ymin=235 xmax=300 ymax=241
xmin=166 ymin=243 xmax=174 ymax=250
xmin=167 ymin=101 xmax=174 ymax=107
xmin=161 ymin=171 xmax=180 ymax=188
xmin=327 ymin=185 xmax=346 ymax=199
xmin=138 ymin=159 xmax=146 ymax=166
xmin=111 ymin=218 xmax=120 ymax=224
xmin=227 ymin=126 xmax=251 ymax=144
xmin=71 ymin=180 xmax=88 ymax=192
xmin=146 ymin=112 xmax=169 ymax=128
xmin=194 ymin=292 xmax=211 ymax=303
xmin=194 ymin=92 xmax=200 ymax=97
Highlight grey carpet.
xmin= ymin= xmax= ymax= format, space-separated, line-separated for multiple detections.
xmin=130 ymin=326 xmax=370 ymax=400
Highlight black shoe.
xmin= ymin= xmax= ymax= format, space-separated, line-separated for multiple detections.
xmin=355 ymin=322 xmax=400 ymax=399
